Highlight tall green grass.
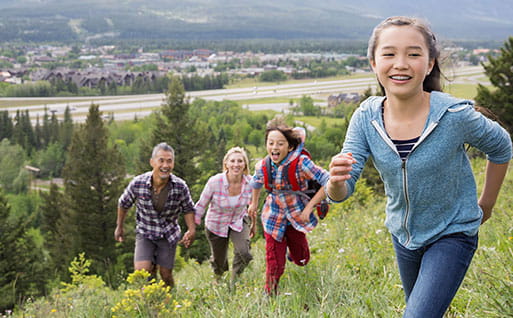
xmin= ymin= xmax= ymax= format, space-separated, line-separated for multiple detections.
xmin=14 ymin=160 xmax=513 ymax=317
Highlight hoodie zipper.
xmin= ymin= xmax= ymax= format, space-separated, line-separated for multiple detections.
xmin=372 ymin=120 xmax=439 ymax=246
xmin=400 ymin=159 xmax=411 ymax=245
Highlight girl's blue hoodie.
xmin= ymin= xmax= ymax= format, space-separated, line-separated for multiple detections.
xmin=341 ymin=91 xmax=512 ymax=249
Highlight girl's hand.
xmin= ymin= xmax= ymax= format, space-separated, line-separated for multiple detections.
xmin=329 ymin=152 xmax=356 ymax=185
xmin=478 ymin=200 xmax=494 ymax=224
xmin=249 ymin=222 xmax=256 ymax=238
xmin=300 ymin=206 xmax=315 ymax=223
xmin=248 ymin=203 xmax=257 ymax=219
xmin=248 ymin=207 xmax=257 ymax=238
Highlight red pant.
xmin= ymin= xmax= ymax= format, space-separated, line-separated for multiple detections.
xmin=264 ymin=225 xmax=310 ymax=294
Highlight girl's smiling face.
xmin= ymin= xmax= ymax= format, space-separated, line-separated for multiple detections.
xmin=370 ymin=25 xmax=434 ymax=99
xmin=266 ymin=130 xmax=293 ymax=164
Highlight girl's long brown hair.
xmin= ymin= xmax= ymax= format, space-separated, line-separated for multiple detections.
xmin=367 ymin=16 xmax=442 ymax=94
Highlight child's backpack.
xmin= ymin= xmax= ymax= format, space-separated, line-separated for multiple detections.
xmin=261 ymin=148 xmax=330 ymax=219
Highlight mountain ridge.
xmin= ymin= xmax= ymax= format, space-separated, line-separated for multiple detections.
xmin=0 ymin=0 xmax=511 ymax=43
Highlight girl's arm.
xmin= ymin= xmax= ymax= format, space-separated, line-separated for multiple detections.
xmin=300 ymin=186 xmax=326 ymax=222
xmin=248 ymin=187 xmax=261 ymax=220
xmin=248 ymin=187 xmax=261 ymax=238
xmin=479 ymin=161 xmax=509 ymax=224
xmin=248 ymin=161 xmax=264 ymax=222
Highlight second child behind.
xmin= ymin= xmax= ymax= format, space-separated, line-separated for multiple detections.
xmin=248 ymin=118 xmax=329 ymax=295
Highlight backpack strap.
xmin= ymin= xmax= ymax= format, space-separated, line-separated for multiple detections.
xmin=262 ymin=157 xmax=273 ymax=192
xmin=288 ymin=156 xmax=300 ymax=191
xmin=288 ymin=149 xmax=313 ymax=191
xmin=301 ymin=148 xmax=312 ymax=159
xmin=262 ymin=156 xmax=294 ymax=193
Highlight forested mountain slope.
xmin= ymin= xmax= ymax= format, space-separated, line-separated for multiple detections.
xmin=0 ymin=0 xmax=511 ymax=42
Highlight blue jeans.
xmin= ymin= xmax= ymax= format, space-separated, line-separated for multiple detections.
xmin=392 ymin=232 xmax=478 ymax=318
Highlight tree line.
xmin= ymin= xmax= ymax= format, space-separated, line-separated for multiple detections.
xmin=0 ymin=73 xmax=230 ymax=98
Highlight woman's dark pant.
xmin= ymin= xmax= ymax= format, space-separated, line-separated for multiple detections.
xmin=206 ymin=217 xmax=253 ymax=280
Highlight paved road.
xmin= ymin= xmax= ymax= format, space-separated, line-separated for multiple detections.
xmin=1 ymin=66 xmax=485 ymax=123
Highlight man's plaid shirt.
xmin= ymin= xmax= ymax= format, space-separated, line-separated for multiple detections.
xmin=118 ymin=171 xmax=195 ymax=244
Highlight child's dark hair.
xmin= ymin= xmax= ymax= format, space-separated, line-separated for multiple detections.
xmin=367 ymin=16 xmax=442 ymax=94
xmin=265 ymin=118 xmax=301 ymax=150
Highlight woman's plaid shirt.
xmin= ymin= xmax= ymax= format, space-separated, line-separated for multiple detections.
xmin=194 ymin=172 xmax=252 ymax=237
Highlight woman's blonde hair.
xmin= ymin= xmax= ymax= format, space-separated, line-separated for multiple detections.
xmin=223 ymin=147 xmax=250 ymax=175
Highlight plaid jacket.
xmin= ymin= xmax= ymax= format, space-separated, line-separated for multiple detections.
xmin=252 ymin=144 xmax=329 ymax=242
xmin=118 ymin=172 xmax=195 ymax=244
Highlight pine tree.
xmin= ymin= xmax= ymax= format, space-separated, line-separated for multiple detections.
xmin=215 ymin=127 xmax=227 ymax=170
xmin=138 ymin=76 xmax=206 ymax=184
xmin=0 ymin=189 xmax=48 ymax=310
xmin=62 ymin=104 xmax=126 ymax=275
xmin=41 ymin=107 xmax=51 ymax=148
xmin=49 ymin=111 xmax=60 ymax=144
xmin=475 ymin=36 xmax=513 ymax=135
xmin=0 ymin=190 xmax=24 ymax=309
xmin=22 ymin=110 xmax=36 ymax=154
xmin=34 ymin=115 xmax=42 ymax=150
xmin=11 ymin=110 xmax=36 ymax=154
xmin=0 ymin=110 xmax=13 ymax=141
xmin=11 ymin=110 xmax=23 ymax=147
xmin=60 ymin=105 xmax=74 ymax=150
xmin=39 ymin=183 xmax=70 ymax=277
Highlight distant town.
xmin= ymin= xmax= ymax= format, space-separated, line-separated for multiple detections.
xmin=0 ymin=44 xmax=497 ymax=94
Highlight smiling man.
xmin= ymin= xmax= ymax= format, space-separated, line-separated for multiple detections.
xmin=115 ymin=142 xmax=196 ymax=287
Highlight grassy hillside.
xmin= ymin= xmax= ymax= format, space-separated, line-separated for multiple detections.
xmin=14 ymin=157 xmax=513 ymax=317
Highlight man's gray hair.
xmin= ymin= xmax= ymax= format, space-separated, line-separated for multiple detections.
xmin=152 ymin=142 xmax=175 ymax=159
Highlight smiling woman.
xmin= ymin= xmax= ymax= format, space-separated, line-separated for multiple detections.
xmin=194 ymin=146 xmax=255 ymax=288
